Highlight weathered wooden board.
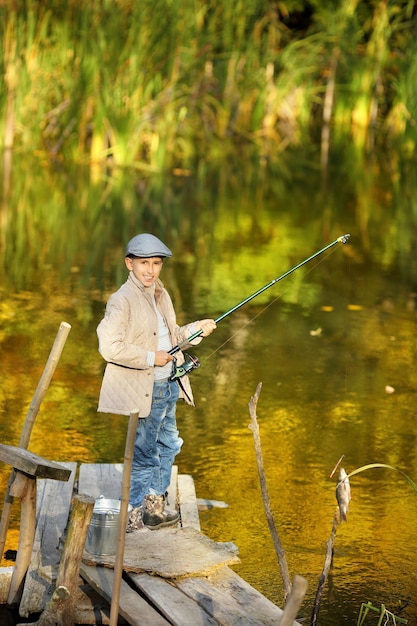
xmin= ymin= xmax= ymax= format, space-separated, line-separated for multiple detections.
xmin=176 ymin=565 xmax=302 ymax=626
xmin=73 ymin=581 xmax=114 ymax=625
xmin=77 ymin=464 xmax=291 ymax=626
xmin=0 ymin=445 xmax=71 ymax=481
xmin=78 ymin=463 xmax=124 ymax=499
xmin=166 ymin=463 xmax=178 ymax=509
xmin=128 ymin=572 xmax=220 ymax=626
xmin=0 ymin=567 xmax=13 ymax=604
xmin=178 ymin=474 xmax=201 ymax=531
xmin=78 ymin=463 xmax=179 ymax=510
xmin=80 ymin=563 xmax=170 ymax=626
xmin=83 ymin=526 xmax=240 ymax=578
xmin=18 ymin=462 xmax=77 ymax=618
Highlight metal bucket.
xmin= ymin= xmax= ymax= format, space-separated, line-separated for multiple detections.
xmin=86 ymin=496 xmax=132 ymax=557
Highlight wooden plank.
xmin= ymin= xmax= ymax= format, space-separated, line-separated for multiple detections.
xmin=74 ymin=581 xmax=113 ymax=625
xmin=176 ymin=565 xmax=302 ymax=626
xmin=83 ymin=526 xmax=240 ymax=578
xmin=8 ymin=474 xmax=37 ymax=605
xmin=78 ymin=463 xmax=179 ymax=507
xmin=166 ymin=464 xmax=178 ymax=509
xmin=0 ymin=566 xmax=13 ymax=603
xmin=128 ymin=572 xmax=220 ymax=626
xmin=19 ymin=462 xmax=77 ymax=618
xmin=0 ymin=445 xmax=71 ymax=481
xmin=78 ymin=463 xmax=124 ymax=499
xmin=177 ymin=474 xmax=201 ymax=531
xmin=80 ymin=563 xmax=170 ymax=626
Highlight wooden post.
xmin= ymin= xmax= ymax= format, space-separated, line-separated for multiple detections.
xmin=0 ymin=321 xmax=71 ymax=559
xmin=37 ymin=494 xmax=95 ymax=626
xmin=36 ymin=586 xmax=70 ymax=626
xmin=110 ymin=409 xmax=139 ymax=626
xmin=7 ymin=472 xmax=36 ymax=605
xmin=279 ymin=575 xmax=308 ymax=626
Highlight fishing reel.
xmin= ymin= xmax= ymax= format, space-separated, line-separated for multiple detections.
xmin=169 ymin=353 xmax=201 ymax=381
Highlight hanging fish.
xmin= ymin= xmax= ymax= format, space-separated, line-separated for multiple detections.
xmin=336 ymin=467 xmax=351 ymax=522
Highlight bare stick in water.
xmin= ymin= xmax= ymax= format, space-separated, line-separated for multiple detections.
xmin=310 ymin=510 xmax=339 ymax=626
xmin=248 ymin=382 xmax=292 ymax=601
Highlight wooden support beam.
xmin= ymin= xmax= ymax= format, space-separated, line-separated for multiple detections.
xmin=110 ymin=409 xmax=139 ymax=626
xmin=7 ymin=472 xmax=37 ymax=606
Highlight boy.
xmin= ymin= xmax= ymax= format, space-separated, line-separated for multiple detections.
xmin=97 ymin=233 xmax=216 ymax=530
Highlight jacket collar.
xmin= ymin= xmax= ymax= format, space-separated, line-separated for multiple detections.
xmin=128 ymin=271 xmax=164 ymax=300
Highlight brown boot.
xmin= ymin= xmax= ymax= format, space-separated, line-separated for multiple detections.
xmin=126 ymin=506 xmax=149 ymax=533
xmin=142 ymin=494 xmax=179 ymax=530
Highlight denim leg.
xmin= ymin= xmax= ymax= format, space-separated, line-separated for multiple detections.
xmin=154 ymin=381 xmax=183 ymax=495
xmin=129 ymin=380 xmax=182 ymax=508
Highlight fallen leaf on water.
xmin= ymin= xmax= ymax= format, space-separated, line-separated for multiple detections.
xmin=310 ymin=327 xmax=323 ymax=336
xmin=347 ymin=304 xmax=364 ymax=311
xmin=321 ymin=306 xmax=334 ymax=312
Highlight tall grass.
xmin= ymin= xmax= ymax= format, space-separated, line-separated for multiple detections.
xmin=0 ymin=0 xmax=416 ymax=173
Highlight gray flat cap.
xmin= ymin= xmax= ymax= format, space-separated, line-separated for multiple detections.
xmin=125 ymin=233 xmax=172 ymax=258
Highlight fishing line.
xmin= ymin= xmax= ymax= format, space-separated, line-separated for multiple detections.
xmin=198 ymin=243 xmax=342 ymax=367
xmin=169 ymin=234 xmax=350 ymax=380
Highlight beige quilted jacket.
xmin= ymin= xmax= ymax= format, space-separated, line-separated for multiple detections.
xmin=97 ymin=271 xmax=199 ymax=417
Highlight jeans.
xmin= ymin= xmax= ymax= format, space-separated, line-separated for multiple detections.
xmin=129 ymin=380 xmax=183 ymax=508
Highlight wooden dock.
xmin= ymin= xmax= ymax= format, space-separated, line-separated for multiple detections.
xmin=2 ymin=462 xmax=302 ymax=625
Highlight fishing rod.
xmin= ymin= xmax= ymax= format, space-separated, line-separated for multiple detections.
xmin=169 ymin=233 xmax=350 ymax=380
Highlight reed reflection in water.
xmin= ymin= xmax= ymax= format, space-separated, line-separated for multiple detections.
xmin=0 ymin=159 xmax=416 ymax=625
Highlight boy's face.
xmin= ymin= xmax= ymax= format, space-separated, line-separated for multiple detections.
xmin=125 ymin=256 xmax=163 ymax=287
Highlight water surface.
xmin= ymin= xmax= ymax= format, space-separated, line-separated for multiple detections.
xmin=0 ymin=157 xmax=416 ymax=624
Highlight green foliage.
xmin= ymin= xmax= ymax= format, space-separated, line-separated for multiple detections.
xmin=1 ymin=0 xmax=417 ymax=170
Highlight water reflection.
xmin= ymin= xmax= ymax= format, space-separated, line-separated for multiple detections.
xmin=0 ymin=156 xmax=416 ymax=624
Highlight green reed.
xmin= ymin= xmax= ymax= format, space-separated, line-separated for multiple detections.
xmin=357 ymin=602 xmax=408 ymax=625
xmin=1 ymin=0 xmax=417 ymax=172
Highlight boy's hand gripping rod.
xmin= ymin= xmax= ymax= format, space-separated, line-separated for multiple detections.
xmin=169 ymin=233 xmax=350 ymax=380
